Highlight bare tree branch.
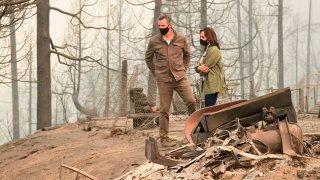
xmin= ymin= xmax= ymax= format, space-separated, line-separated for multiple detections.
xmin=0 ymin=0 xmax=32 ymax=6
xmin=221 ymin=27 xmax=258 ymax=50
xmin=50 ymin=38 xmax=119 ymax=72
xmin=50 ymin=6 xmax=119 ymax=31
xmin=125 ymin=0 xmax=155 ymax=6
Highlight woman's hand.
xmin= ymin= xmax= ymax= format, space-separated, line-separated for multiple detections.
xmin=197 ymin=64 xmax=209 ymax=73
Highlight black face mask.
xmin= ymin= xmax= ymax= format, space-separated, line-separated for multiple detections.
xmin=159 ymin=26 xmax=169 ymax=35
xmin=200 ymin=39 xmax=208 ymax=46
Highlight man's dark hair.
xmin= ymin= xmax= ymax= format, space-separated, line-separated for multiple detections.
xmin=158 ymin=14 xmax=172 ymax=23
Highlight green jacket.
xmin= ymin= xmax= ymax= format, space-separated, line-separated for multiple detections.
xmin=195 ymin=45 xmax=226 ymax=95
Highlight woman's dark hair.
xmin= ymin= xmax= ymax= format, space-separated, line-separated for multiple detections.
xmin=200 ymin=27 xmax=220 ymax=49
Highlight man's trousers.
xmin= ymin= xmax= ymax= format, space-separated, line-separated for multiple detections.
xmin=157 ymin=77 xmax=196 ymax=139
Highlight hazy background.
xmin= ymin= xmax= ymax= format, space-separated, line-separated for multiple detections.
xmin=0 ymin=0 xmax=319 ymax=144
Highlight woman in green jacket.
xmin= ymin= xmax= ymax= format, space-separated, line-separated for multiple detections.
xmin=195 ymin=27 xmax=226 ymax=107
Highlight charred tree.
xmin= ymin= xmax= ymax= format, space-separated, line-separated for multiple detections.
xmin=248 ymin=0 xmax=255 ymax=99
xmin=119 ymin=60 xmax=128 ymax=117
xmin=200 ymin=0 xmax=207 ymax=29
xmin=237 ymin=0 xmax=244 ymax=99
xmin=104 ymin=2 xmax=111 ymax=116
xmin=28 ymin=46 xmax=33 ymax=135
xmin=36 ymin=0 xmax=52 ymax=129
xmin=305 ymin=0 xmax=312 ymax=112
xmin=277 ymin=0 xmax=284 ymax=88
xmin=9 ymin=13 xmax=20 ymax=139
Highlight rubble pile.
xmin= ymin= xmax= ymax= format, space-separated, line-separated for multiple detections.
xmin=120 ymin=88 xmax=320 ymax=179
xmin=163 ymin=125 xmax=316 ymax=178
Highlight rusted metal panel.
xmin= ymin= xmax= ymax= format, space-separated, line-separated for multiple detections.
xmin=278 ymin=120 xmax=297 ymax=155
xmin=250 ymin=128 xmax=282 ymax=154
xmin=206 ymin=88 xmax=296 ymax=132
xmin=184 ymin=100 xmax=247 ymax=144
xmin=186 ymin=88 xmax=297 ymax=144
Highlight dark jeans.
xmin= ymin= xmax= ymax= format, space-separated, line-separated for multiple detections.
xmin=205 ymin=92 xmax=219 ymax=107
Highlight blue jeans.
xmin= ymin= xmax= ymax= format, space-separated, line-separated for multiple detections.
xmin=205 ymin=92 xmax=219 ymax=107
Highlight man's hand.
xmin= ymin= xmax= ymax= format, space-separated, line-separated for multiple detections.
xmin=151 ymin=106 xmax=159 ymax=113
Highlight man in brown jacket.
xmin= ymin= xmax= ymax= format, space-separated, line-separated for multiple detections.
xmin=145 ymin=14 xmax=196 ymax=147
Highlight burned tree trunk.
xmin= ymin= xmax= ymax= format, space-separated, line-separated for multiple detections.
xmin=9 ymin=13 xmax=20 ymax=139
xmin=278 ymin=0 xmax=284 ymax=88
xmin=200 ymin=0 xmax=207 ymax=29
xmin=248 ymin=0 xmax=255 ymax=99
xmin=37 ymin=0 xmax=52 ymax=129
xmin=104 ymin=3 xmax=111 ymax=116
xmin=119 ymin=60 xmax=128 ymax=116
xmin=306 ymin=0 xmax=312 ymax=112
xmin=237 ymin=0 xmax=244 ymax=99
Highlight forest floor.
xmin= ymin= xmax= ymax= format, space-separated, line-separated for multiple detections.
xmin=0 ymin=114 xmax=319 ymax=180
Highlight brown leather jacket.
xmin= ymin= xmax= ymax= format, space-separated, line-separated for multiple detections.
xmin=145 ymin=30 xmax=190 ymax=82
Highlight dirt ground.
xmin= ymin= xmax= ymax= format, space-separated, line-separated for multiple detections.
xmin=0 ymin=114 xmax=319 ymax=180
xmin=0 ymin=117 xmax=187 ymax=180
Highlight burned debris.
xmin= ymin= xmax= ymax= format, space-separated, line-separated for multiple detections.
xmin=143 ymin=88 xmax=319 ymax=179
